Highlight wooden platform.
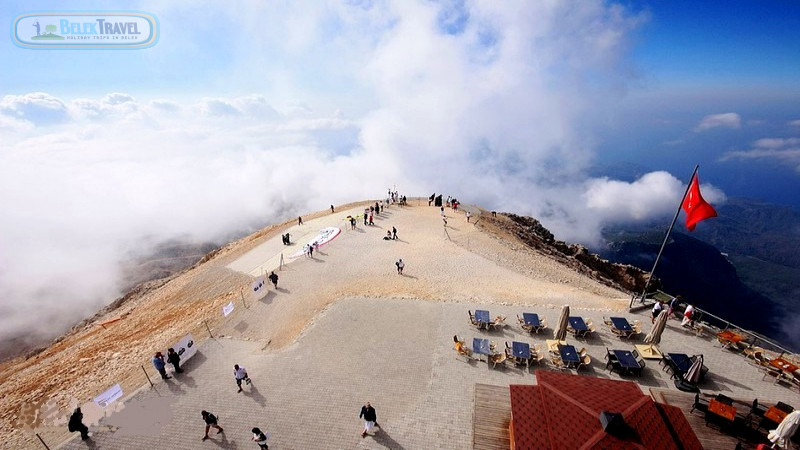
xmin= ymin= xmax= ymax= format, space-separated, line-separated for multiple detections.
xmin=650 ymin=388 xmax=772 ymax=450
xmin=473 ymin=383 xmax=510 ymax=450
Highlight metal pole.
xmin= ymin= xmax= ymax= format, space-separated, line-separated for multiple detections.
xmin=141 ymin=365 xmax=154 ymax=387
xmin=35 ymin=433 xmax=50 ymax=450
xmin=204 ymin=320 xmax=213 ymax=338
xmin=631 ymin=165 xmax=699 ymax=307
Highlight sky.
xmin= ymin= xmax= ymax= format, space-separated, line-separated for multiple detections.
xmin=1 ymin=0 xmax=799 ymax=350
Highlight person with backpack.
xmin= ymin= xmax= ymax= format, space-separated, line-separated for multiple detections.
xmin=201 ymin=410 xmax=224 ymax=441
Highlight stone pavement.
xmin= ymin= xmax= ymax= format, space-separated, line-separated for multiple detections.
xmin=59 ymin=297 xmax=797 ymax=450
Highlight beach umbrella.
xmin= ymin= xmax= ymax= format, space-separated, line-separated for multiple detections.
xmin=554 ymin=305 xmax=569 ymax=340
xmin=644 ymin=309 xmax=668 ymax=348
xmin=768 ymin=410 xmax=800 ymax=449
xmin=684 ymin=354 xmax=704 ymax=384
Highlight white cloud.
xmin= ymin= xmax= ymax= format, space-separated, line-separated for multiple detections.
xmin=788 ymin=119 xmax=800 ymax=128
xmin=0 ymin=0 xmax=659 ymax=351
xmin=694 ymin=112 xmax=741 ymax=132
xmin=721 ymin=137 xmax=800 ymax=172
xmin=0 ymin=92 xmax=69 ymax=125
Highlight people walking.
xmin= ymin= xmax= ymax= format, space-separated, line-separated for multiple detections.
xmin=269 ymin=271 xmax=278 ymax=288
xmin=359 ymin=402 xmax=378 ymax=437
xmin=308 ymin=243 xmax=314 ymax=258
xmin=330 ymin=204 xmax=334 ymax=214
xmin=152 ymin=352 xmax=171 ymax=379
xmin=651 ymin=301 xmax=663 ymax=324
xmin=167 ymin=347 xmax=183 ymax=374
xmin=201 ymin=410 xmax=224 ymax=441
xmin=392 ymin=226 xmax=397 ymax=240
xmin=234 ymin=364 xmax=251 ymax=392
xmin=252 ymin=427 xmax=269 ymax=449
xmin=466 ymin=211 xmax=471 ymax=223
xmin=68 ymin=407 xmax=91 ymax=440
xmin=298 ymin=216 xmax=303 ymax=225
xmin=395 ymin=259 xmax=404 ymax=275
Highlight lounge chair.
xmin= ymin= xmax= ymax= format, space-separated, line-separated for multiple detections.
xmin=578 ymin=355 xmax=591 ymax=371
xmin=578 ymin=347 xmax=588 ymax=357
xmin=530 ymin=351 xmax=545 ymax=365
xmin=603 ymin=316 xmax=613 ymax=326
xmin=468 ymin=310 xmax=478 ymax=326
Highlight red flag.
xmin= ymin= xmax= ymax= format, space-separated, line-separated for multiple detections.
xmin=682 ymin=173 xmax=717 ymax=231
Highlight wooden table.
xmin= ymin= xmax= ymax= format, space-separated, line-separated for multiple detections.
xmin=708 ymin=399 xmax=736 ymax=422
xmin=764 ymin=405 xmax=789 ymax=424
xmin=716 ymin=330 xmax=745 ymax=344
xmin=770 ymin=357 xmax=799 ymax=374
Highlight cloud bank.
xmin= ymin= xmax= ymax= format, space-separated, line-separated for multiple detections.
xmin=694 ymin=112 xmax=741 ymax=132
xmin=721 ymin=137 xmax=800 ymax=172
xmin=1 ymin=1 xmax=722 ymax=353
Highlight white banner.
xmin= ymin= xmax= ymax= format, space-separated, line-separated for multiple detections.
xmin=94 ymin=383 xmax=123 ymax=408
xmin=223 ymin=301 xmax=235 ymax=317
xmin=170 ymin=333 xmax=197 ymax=362
xmin=252 ymin=276 xmax=266 ymax=294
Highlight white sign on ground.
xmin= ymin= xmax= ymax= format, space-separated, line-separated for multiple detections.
xmin=93 ymin=383 xmax=123 ymax=408
xmin=252 ymin=276 xmax=266 ymax=294
xmin=289 ymin=227 xmax=341 ymax=258
xmin=223 ymin=301 xmax=235 ymax=317
xmin=170 ymin=333 xmax=197 ymax=362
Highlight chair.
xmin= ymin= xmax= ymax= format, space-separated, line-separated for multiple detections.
xmin=636 ymin=358 xmax=646 ymax=376
xmin=532 ymin=343 xmax=542 ymax=356
xmin=578 ymin=347 xmax=588 ymax=357
xmin=776 ymin=401 xmax=795 ymax=413
xmin=632 ymin=322 xmax=642 ymax=334
xmin=715 ymin=394 xmax=733 ymax=406
xmin=603 ymin=316 xmax=613 ymax=326
xmin=585 ymin=318 xmax=594 ymax=327
xmin=468 ymin=310 xmax=478 ymax=326
xmin=550 ymin=355 xmax=567 ymax=370
xmin=690 ymin=393 xmax=709 ymax=414
xmin=531 ymin=351 xmax=545 ymax=365
xmin=490 ymin=351 xmax=508 ymax=369
xmin=746 ymin=398 xmax=767 ymax=425
xmin=632 ymin=348 xmax=640 ymax=359
xmin=578 ymin=355 xmax=591 ymax=370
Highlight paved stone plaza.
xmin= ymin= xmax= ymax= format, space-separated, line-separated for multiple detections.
xmin=59 ymin=296 xmax=797 ymax=449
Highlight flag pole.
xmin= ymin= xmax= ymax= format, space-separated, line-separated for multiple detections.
xmin=631 ymin=164 xmax=699 ymax=307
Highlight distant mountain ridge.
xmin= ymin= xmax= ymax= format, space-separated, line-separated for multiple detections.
xmin=598 ymin=196 xmax=800 ymax=351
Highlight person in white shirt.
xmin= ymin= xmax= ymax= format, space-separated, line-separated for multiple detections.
xmin=234 ymin=364 xmax=251 ymax=393
xmin=651 ymin=301 xmax=663 ymax=324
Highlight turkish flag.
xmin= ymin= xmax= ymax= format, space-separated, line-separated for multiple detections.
xmin=682 ymin=173 xmax=717 ymax=231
